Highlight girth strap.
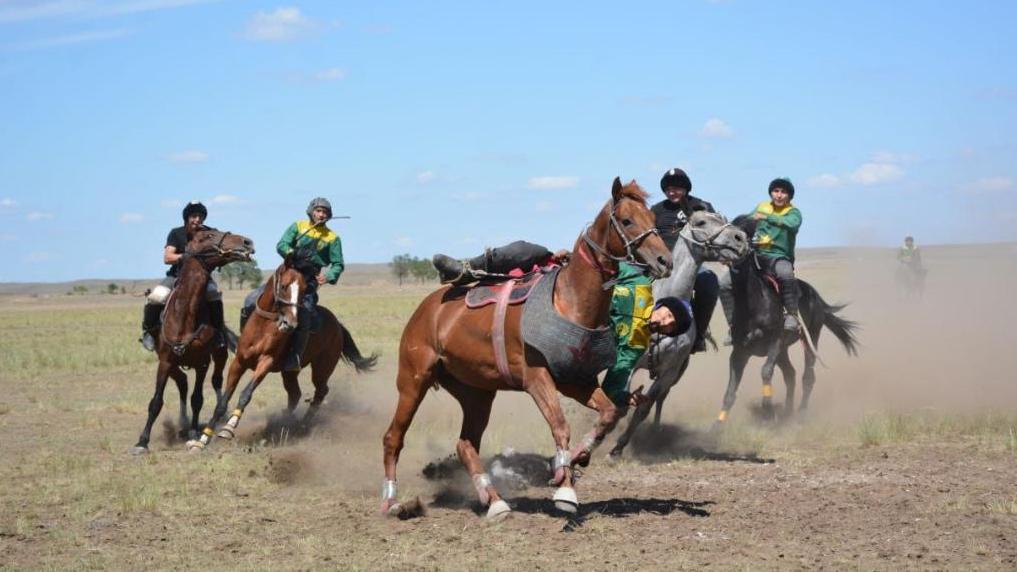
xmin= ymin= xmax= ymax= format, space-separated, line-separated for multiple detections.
xmin=492 ymin=278 xmax=518 ymax=387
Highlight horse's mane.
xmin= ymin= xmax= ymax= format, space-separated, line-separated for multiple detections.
xmin=731 ymin=214 xmax=757 ymax=236
xmin=288 ymin=245 xmax=321 ymax=275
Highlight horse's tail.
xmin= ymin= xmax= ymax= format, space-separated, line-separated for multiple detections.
xmin=224 ymin=327 xmax=239 ymax=354
xmin=338 ymin=322 xmax=379 ymax=373
xmin=799 ymin=281 xmax=860 ymax=357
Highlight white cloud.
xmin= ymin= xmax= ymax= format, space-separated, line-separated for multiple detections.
xmin=535 ymin=201 xmax=554 ymax=213
xmin=527 ymin=176 xmax=579 ymax=190
xmin=313 ymin=67 xmax=345 ymax=81
xmin=167 ymin=150 xmax=208 ymax=163
xmin=0 ymin=198 xmax=16 ymax=209
xmin=0 ymin=0 xmax=220 ymax=23
xmin=209 ymin=194 xmax=239 ymax=204
xmin=9 ymin=28 xmax=132 ymax=51
xmin=807 ymin=174 xmax=842 ymax=188
xmin=120 ymin=212 xmax=144 ymax=223
xmin=964 ymin=176 xmax=1014 ymax=194
xmin=849 ymin=162 xmax=904 ymax=185
xmin=26 ymin=251 xmax=51 ymax=263
xmin=244 ymin=7 xmax=317 ymax=42
xmin=26 ymin=211 xmax=54 ymax=221
xmin=415 ymin=170 xmax=436 ymax=185
xmin=700 ymin=118 xmax=733 ymax=138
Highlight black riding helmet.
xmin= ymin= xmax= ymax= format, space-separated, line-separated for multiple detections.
xmin=767 ymin=178 xmax=795 ymax=200
xmin=660 ymin=167 xmax=692 ymax=193
xmin=182 ymin=201 xmax=208 ymax=222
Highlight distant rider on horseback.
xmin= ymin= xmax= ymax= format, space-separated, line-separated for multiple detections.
xmin=897 ymin=236 xmax=923 ymax=272
xmin=139 ymin=201 xmax=226 ymax=351
xmin=719 ymin=177 xmax=803 ymax=338
xmin=272 ymin=197 xmax=345 ymax=371
xmin=651 ymin=167 xmax=720 ymax=353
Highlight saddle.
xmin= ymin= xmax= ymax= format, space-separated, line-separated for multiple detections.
xmin=465 ymin=270 xmax=547 ymax=309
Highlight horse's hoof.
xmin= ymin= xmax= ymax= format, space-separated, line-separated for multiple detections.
xmin=607 ymin=448 xmax=623 ymax=461
xmin=486 ymin=500 xmax=511 ymax=519
xmin=217 ymin=427 xmax=235 ymax=440
xmin=553 ymin=487 xmax=579 ymax=514
xmin=381 ymin=501 xmax=402 ymax=517
xmin=185 ymin=440 xmax=205 ymax=453
xmin=129 ymin=446 xmax=149 ymax=456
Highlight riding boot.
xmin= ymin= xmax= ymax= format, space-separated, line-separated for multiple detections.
xmin=283 ymin=310 xmax=311 ymax=372
xmin=690 ymin=270 xmax=719 ymax=354
xmin=209 ymin=300 xmax=227 ymax=348
xmin=433 ymin=254 xmax=484 ymax=285
xmin=139 ymin=303 xmax=162 ymax=352
xmin=779 ymin=277 xmax=801 ymax=333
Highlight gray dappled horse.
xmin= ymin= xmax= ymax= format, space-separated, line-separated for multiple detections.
xmin=609 ymin=211 xmax=749 ymax=457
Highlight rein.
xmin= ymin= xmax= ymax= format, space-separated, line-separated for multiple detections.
xmin=679 ymin=218 xmax=741 ymax=256
xmin=253 ymin=267 xmax=301 ymax=323
xmin=160 ymin=262 xmax=211 ymax=355
xmin=578 ymin=197 xmax=660 ymax=289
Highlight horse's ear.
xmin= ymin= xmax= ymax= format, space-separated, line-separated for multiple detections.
xmin=284 ymin=251 xmax=294 ymax=267
xmin=611 ymin=177 xmax=623 ymax=203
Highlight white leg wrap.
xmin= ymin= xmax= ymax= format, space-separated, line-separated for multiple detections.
xmin=473 ymin=473 xmax=493 ymax=505
xmin=553 ymin=448 xmax=572 ymax=471
xmin=381 ymin=479 xmax=398 ymax=500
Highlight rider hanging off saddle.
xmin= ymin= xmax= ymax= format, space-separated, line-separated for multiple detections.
xmin=719 ymin=177 xmax=803 ymax=337
xmin=139 ymin=201 xmax=227 ymax=351
xmin=242 ymin=197 xmax=344 ymax=371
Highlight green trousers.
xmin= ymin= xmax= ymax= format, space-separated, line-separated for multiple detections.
xmin=601 ymin=343 xmax=647 ymax=407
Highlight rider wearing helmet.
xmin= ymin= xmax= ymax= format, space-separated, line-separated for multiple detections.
xmin=650 ymin=167 xmax=720 ymax=353
xmin=719 ymin=178 xmax=802 ymax=338
xmin=139 ymin=201 xmax=226 ymax=351
xmin=274 ymin=197 xmax=345 ymax=371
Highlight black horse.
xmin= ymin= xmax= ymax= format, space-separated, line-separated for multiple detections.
xmin=715 ymin=215 xmax=859 ymax=425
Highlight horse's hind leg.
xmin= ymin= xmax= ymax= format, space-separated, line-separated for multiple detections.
xmin=303 ymin=342 xmax=340 ymax=427
xmin=210 ymin=347 xmax=226 ymax=403
xmin=717 ymin=349 xmax=750 ymax=427
xmin=800 ymin=346 xmax=818 ymax=412
xmin=281 ymin=370 xmax=302 ymax=423
xmin=132 ymin=361 xmax=172 ymax=454
xmin=438 ymin=375 xmax=508 ymax=518
xmin=381 ymin=349 xmax=438 ymax=515
xmin=776 ymin=348 xmax=796 ymax=419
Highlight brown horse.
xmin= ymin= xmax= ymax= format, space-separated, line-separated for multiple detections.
xmin=381 ymin=178 xmax=673 ymax=519
xmin=187 ymin=249 xmax=377 ymax=451
xmin=130 ymin=228 xmax=254 ymax=455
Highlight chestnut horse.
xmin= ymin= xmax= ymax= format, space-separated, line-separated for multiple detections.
xmin=130 ymin=228 xmax=255 ymax=454
xmin=187 ymin=249 xmax=377 ymax=451
xmin=381 ymin=178 xmax=673 ymax=519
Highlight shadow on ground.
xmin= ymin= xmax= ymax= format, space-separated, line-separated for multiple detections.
xmin=628 ymin=422 xmax=775 ymax=464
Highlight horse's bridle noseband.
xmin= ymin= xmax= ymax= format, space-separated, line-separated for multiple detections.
xmin=679 ymin=215 xmax=743 ymax=258
xmin=580 ymin=197 xmax=661 ymax=275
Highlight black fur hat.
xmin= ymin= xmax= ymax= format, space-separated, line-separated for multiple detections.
xmin=660 ymin=168 xmax=692 ymax=193
xmin=652 ymin=297 xmax=693 ymax=336
xmin=768 ymin=178 xmax=795 ymax=200
xmin=182 ymin=201 xmax=207 ymax=222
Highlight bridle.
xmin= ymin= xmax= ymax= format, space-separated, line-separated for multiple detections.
xmin=679 ymin=214 xmax=744 ymax=258
xmin=183 ymin=230 xmax=241 ymax=271
xmin=253 ymin=266 xmax=302 ymax=328
xmin=579 ymin=197 xmax=661 ymax=286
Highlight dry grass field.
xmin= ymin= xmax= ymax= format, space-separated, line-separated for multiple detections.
xmin=2 ymin=246 xmax=1017 ymax=570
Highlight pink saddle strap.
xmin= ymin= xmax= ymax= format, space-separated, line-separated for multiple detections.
xmin=492 ymin=278 xmax=517 ymax=386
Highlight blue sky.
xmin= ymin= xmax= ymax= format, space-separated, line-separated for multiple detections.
xmin=1 ymin=0 xmax=1015 ymax=282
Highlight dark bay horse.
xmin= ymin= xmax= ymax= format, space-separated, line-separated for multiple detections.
xmin=381 ymin=178 xmax=673 ymax=519
xmin=187 ymin=250 xmax=377 ymax=452
xmin=716 ymin=215 xmax=859 ymax=425
xmin=130 ymin=228 xmax=254 ymax=454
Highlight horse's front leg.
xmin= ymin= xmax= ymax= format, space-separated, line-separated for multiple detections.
xmin=188 ymin=354 xmax=254 ymax=451
xmin=189 ymin=362 xmax=210 ymax=440
xmin=132 ymin=360 xmax=173 ymax=454
xmin=775 ymin=348 xmax=796 ymax=419
xmin=758 ymin=338 xmax=782 ymax=422
xmin=716 ymin=348 xmax=750 ymax=428
xmin=526 ymin=370 xmax=579 ymax=514
xmin=170 ymin=367 xmax=189 ymax=440
xmin=558 ymin=382 xmax=621 ymax=464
